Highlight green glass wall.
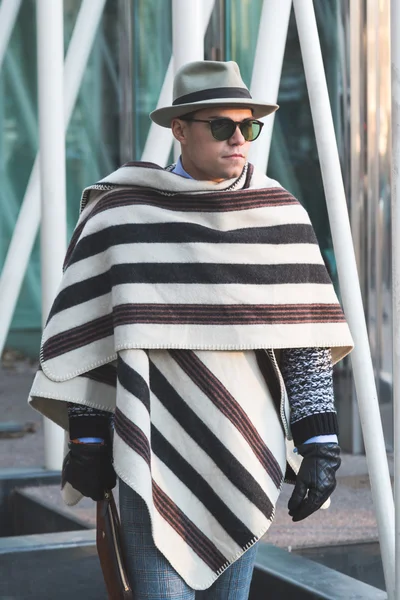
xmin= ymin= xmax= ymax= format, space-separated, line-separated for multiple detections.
xmin=0 ymin=0 xmax=120 ymax=355
xmin=133 ymin=0 xmax=172 ymax=156
xmin=0 ymin=0 xmax=39 ymax=350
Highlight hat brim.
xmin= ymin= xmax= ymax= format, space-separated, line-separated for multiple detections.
xmin=150 ymin=98 xmax=279 ymax=128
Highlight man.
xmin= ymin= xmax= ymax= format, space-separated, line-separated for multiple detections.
xmin=29 ymin=61 xmax=353 ymax=599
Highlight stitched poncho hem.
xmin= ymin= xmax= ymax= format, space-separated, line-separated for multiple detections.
xmin=40 ymin=337 xmax=353 ymax=382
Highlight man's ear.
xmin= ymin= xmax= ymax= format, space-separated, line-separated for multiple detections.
xmin=171 ymin=118 xmax=187 ymax=145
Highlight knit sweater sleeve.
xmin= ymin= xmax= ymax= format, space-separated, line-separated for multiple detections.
xmin=67 ymin=403 xmax=112 ymax=440
xmin=67 ymin=364 xmax=116 ymax=441
xmin=280 ymin=347 xmax=338 ymax=446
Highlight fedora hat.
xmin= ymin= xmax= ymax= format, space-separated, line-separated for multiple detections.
xmin=150 ymin=60 xmax=279 ymax=128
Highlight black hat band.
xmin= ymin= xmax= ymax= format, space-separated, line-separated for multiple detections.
xmin=172 ymin=87 xmax=252 ymax=106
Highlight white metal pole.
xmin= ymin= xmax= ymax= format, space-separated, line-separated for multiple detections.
xmin=293 ymin=2 xmax=395 ymax=598
xmin=247 ymin=0 xmax=292 ymax=171
xmin=0 ymin=0 xmax=22 ymax=71
xmin=0 ymin=0 xmax=106 ymax=357
xmin=141 ymin=0 xmax=215 ymax=166
xmin=172 ymin=0 xmax=204 ymax=161
xmin=140 ymin=60 xmax=174 ymax=165
xmin=37 ymin=0 xmax=67 ymax=471
xmin=391 ymin=0 xmax=400 ymax=596
xmin=172 ymin=0 xmax=203 ymax=71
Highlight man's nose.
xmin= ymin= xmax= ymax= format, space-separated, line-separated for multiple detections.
xmin=228 ymin=124 xmax=246 ymax=145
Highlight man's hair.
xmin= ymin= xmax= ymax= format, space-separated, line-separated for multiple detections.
xmin=178 ymin=110 xmax=198 ymax=121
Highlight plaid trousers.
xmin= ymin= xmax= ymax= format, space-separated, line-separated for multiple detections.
xmin=119 ymin=480 xmax=257 ymax=600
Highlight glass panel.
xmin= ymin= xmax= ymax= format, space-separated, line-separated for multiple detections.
xmin=1 ymin=0 xmax=120 ymax=355
xmin=365 ymin=0 xmax=392 ymax=448
xmin=0 ymin=0 xmax=40 ymax=352
xmin=65 ymin=0 xmax=120 ymax=228
xmin=133 ymin=0 xmax=172 ymax=158
xmin=205 ymin=1 xmax=225 ymax=61
xmin=228 ymin=0 xmax=263 ymax=87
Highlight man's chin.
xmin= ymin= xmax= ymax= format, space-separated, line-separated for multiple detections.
xmin=222 ymin=166 xmax=245 ymax=180
xmin=215 ymin=162 xmax=246 ymax=181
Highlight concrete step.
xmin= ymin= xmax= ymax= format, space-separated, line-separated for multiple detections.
xmin=294 ymin=540 xmax=384 ymax=592
xmin=10 ymin=487 xmax=90 ymax=536
xmin=0 ymin=532 xmax=386 ymax=600
xmin=0 ymin=468 xmax=387 ymax=599
xmin=6 ymin=483 xmax=388 ymax=592
xmin=0 ymin=530 xmax=107 ymax=600
xmin=252 ymin=544 xmax=387 ymax=600
xmin=0 ymin=468 xmax=61 ymax=537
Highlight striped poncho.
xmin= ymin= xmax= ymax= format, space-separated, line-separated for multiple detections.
xmin=29 ymin=161 xmax=353 ymax=589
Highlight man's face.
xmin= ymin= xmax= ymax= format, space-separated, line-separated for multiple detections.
xmin=171 ymin=106 xmax=254 ymax=182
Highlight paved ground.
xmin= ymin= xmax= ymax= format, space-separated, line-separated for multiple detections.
xmin=0 ymin=357 xmax=391 ymax=550
xmin=0 ymin=356 xmax=44 ymax=468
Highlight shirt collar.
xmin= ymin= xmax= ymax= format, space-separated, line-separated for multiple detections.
xmin=171 ymin=156 xmax=194 ymax=179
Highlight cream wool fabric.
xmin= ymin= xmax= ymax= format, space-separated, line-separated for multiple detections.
xmin=29 ymin=161 xmax=352 ymax=589
xmin=30 ymin=348 xmax=287 ymax=589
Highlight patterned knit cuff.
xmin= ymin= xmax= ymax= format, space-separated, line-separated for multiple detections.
xmin=291 ymin=412 xmax=338 ymax=446
xmin=67 ymin=403 xmax=112 ymax=440
xmin=69 ymin=415 xmax=111 ymax=440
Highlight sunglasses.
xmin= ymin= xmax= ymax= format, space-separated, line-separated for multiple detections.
xmin=181 ymin=117 xmax=264 ymax=142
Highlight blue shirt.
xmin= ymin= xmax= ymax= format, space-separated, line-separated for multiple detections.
xmin=171 ymin=156 xmax=193 ymax=179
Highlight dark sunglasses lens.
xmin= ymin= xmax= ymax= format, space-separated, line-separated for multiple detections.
xmin=240 ymin=120 xmax=262 ymax=141
xmin=209 ymin=119 xmax=263 ymax=141
xmin=210 ymin=119 xmax=236 ymax=141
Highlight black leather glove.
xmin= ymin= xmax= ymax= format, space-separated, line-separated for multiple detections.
xmin=62 ymin=442 xmax=116 ymax=501
xmin=288 ymin=443 xmax=341 ymax=522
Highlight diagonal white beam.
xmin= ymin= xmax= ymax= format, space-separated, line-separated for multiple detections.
xmin=37 ymin=0 xmax=66 ymax=326
xmin=0 ymin=0 xmax=107 ymax=355
xmin=248 ymin=0 xmax=292 ymax=172
xmin=37 ymin=0 xmax=66 ymax=471
xmin=293 ymin=1 xmax=395 ymax=598
xmin=0 ymin=0 xmax=22 ymax=71
xmin=172 ymin=0 xmax=204 ymax=71
xmin=141 ymin=0 xmax=215 ymax=166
